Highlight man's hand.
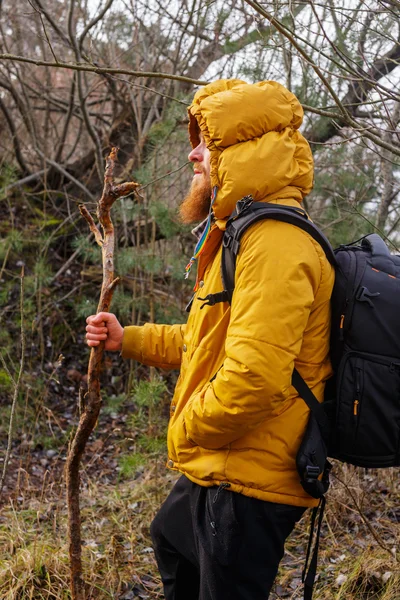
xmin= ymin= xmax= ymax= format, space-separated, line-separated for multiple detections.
xmin=85 ymin=312 xmax=124 ymax=352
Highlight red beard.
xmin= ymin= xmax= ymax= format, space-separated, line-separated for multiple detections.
xmin=179 ymin=165 xmax=212 ymax=224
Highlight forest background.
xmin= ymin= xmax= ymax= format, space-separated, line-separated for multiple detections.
xmin=0 ymin=0 xmax=399 ymax=598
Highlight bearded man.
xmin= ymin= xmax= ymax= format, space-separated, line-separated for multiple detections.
xmin=86 ymin=79 xmax=334 ymax=600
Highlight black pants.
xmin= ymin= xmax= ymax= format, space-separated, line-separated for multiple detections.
xmin=150 ymin=475 xmax=305 ymax=600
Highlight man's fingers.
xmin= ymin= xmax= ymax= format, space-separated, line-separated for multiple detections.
xmin=86 ymin=322 xmax=108 ymax=346
xmin=87 ymin=339 xmax=100 ymax=347
xmin=94 ymin=311 xmax=113 ymax=323
xmin=86 ymin=311 xmax=112 ymax=323
xmin=86 ymin=333 xmax=107 ymax=340
xmin=86 ymin=325 xmax=108 ymax=334
xmin=86 ymin=315 xmax=105 ymax=326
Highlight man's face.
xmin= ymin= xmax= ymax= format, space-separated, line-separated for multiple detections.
xmin=179 ymin=133 xmax=212 ymax=224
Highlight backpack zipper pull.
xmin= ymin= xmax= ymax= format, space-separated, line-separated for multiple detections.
xmin=353 ymin=366 xmax=362 ymax=417
xmin=339 ymin=314 xmax=345 ymax=340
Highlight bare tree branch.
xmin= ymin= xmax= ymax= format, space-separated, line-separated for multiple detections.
xmin=0 ymin=96 xmax=30 ymax=175
xmin=4 ymin=169 xmax=47 ymax=191
xmin=36 ymin=149 xmax=97 ymax=200
xmin=31 ymin=0 xmax=72 ymax=48
xmin=68 ymin=0 xmax=104 ymax=181
xmin=78 ymin=0 xmax=115 ymax=52
xmin=376 ymin=101 xmax=400 ymax=230
xmin=0 ymin=53 xmax=208 ymax=84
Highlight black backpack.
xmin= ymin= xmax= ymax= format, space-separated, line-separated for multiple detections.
xmin=197 ymin=195 xmax=400 ymax=598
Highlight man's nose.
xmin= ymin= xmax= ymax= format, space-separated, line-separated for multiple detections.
xmin=188 ymin=142 xmax=204 ymax=162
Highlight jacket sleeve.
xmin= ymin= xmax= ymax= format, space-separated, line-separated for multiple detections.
xmin=183 ymin=220 xmax=325 ymax=449
xmin=121 ymin=323 xmax=186 ymax=370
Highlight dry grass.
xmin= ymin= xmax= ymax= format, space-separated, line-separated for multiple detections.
xmin=0 ymin=459 xmax=398 ymax=599
xmin=277 ymin=463 xmax=400 ymax=600
xmin=0 ymin=460 xmax=177 ymax=599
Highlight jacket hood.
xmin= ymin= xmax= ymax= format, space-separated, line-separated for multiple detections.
xmin=188 ymin=79 xmax=313 ymax=220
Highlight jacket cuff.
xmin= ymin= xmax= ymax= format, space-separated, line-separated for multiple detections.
xmin=121 ymin=326 xmax=144 ymax=360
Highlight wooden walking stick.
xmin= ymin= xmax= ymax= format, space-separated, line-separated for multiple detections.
xmin=66 ymin=147 xmax=139 ymax=600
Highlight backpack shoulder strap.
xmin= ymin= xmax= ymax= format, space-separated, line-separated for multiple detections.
xmin=216 ymin=200 xmax=333 ymax=440
xmin=292 ymin=369 xmax=330 ymax=437
xmin=221 ymin=201 xmax=337 ymax=304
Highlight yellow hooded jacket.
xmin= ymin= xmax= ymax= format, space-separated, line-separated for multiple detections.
xmin=122 ymin=80 xmax=335 ymax=508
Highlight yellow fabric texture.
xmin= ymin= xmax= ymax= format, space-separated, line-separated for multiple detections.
xmin=122 ymin=79 xmax=334 ymax=507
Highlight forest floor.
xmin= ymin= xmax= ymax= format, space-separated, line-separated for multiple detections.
xmin=0 ymin=374 xmax=399 ymax=600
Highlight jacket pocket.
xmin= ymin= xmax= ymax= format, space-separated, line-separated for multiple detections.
xmin=334 ymin=350 xmax=400 ymax=467
xmin=183 ymin=417 xmax=197 ymax=446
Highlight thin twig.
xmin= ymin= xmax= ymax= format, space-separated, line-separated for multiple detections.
xmin=302 ymin=104 xmax=343 ymax=120
xmin=79 ymin=206 xmax=103 ymax=246
xmin=78 ymin=0 xmax=115 ymax=51
xmin=50 ymin=243 xmax=88 ymax=284
xmin=4 ymin=169 xmax=48 ymax=191
xmin=27 ymin=0 xmax=60 ymax=63
xmin=345 ymin=203 xmax=400 ymax=253
xmin=332 ymin=471 xmax=394 ymax=558
xmin=0 ymin=354 xmax=16 ymax=387
xmin=0 ymin=96 xmax=30 ymax=175
xmin=138 ymin=160 xmax=191 ymax=190
xmin=36 ymin=150 xmax=96 ymax=200
xmin=68 ymin=0 xmax=104 ymax=182
xmin=31 ymin=0 xmax=72 ymax=48
xmin=0 ymin=267 xmax=26 ymax=495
